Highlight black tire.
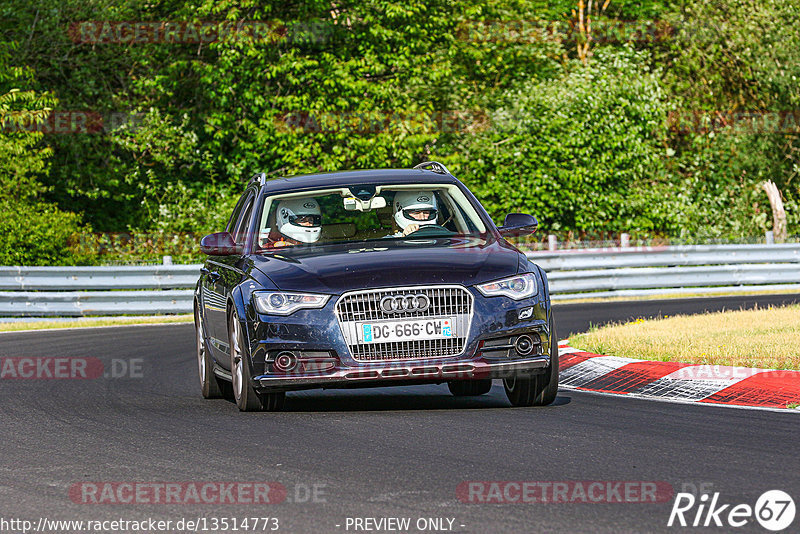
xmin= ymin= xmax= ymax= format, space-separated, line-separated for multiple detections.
xmin=447 ymin=379 xmax=493 ymax=397
xmin=503 ymin=316 xmax=560 ymax=407
xmin=195 ymin=305 xmax=223 ymax=399
xmin=229 ymin=310 xmax=286 ymax=412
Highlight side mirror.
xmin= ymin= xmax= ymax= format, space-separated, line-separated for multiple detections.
xmin=200 ymin=232 xmax=241 ymax=256
xmin=498 ymin=213 xmax=538 ymax=238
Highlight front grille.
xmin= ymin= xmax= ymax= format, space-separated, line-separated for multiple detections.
xmin=335 ymin=286 xmax=473 ymax=361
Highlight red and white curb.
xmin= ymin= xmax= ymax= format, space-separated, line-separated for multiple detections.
xmin=558 ymin=343 xmax=800 ymax=410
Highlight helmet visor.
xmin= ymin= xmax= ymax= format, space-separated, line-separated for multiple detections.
xmin=289 ymin=214 xmax=322 ymax=227
xmin=402 ymin=208 xmax=438 ymax=222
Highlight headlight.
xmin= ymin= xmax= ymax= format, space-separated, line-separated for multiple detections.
xmin=476 ymin=273 xmax=538 ymax=300
xmin=253 ymin=291 xmax=330 ymax=315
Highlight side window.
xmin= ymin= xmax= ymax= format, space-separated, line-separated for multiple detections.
xmin=232 ymin=193 xmax=255 ymax=244
xmin=226 ymin=194 xmax=247 ymax=233
xmin=434 ymin=192 xmax=454 ymax=230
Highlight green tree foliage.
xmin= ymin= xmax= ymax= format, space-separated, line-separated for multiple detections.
xmin=0 ymin=41 xmax=93 ymax=265
xmin=109 ymin=0 xmax=565 ymax=234
xmin=658 ymin=0 xmax=800 ymax=237
xmin=443 ymin=47 xmax=670 ymax=234
xmin=0 ymin=42 xmax=56 ymax=202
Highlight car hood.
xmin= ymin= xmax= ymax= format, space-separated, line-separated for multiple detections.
xmin=251 ymin=236 xmax=521 ymax=294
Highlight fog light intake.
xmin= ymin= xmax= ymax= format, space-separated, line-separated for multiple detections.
xmin=274 ymin=351 xmax=298 ymax=372
xmin=515 ymin=335 xmax=534 ymax=356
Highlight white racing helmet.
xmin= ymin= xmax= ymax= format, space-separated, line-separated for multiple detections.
xmin=276 ymin=198 xmax=322 ymax=243
xmin=393 ymin=191 xmax=438 ymax=230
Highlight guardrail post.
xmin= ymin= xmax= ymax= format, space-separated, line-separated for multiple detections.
xmin=620 ymin=233 xmax=630 ymax=248
xmin=766 ymin=231 xmax=774 ymax=245
xmin=548 ymin=235 xmax=558 ymax=251
xmin=163 ymin=255 xmax=173 ymax=265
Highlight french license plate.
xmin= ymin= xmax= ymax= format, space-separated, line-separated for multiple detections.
xmin=358 ymin=318 xmax=453 ymax=344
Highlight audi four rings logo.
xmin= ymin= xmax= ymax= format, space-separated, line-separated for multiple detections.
xmin=380 ymin=294 xmax=430 ymax=314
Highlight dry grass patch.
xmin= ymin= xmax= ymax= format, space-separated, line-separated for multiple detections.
xmin=0 ymin=315 xmax=193 ymax=333
xmin=569 ymin=305 xmax=800 ymax=370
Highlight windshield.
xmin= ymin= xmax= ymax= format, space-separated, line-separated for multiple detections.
xmin=255 ymin=183 xmax=487 ymax=250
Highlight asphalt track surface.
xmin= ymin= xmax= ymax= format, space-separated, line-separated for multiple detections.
xmin=1 ymin=294 xmax=799 ymax=533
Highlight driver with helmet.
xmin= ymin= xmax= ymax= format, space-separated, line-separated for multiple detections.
xmin=269 ymin=198 xmax=322 ymax=247
xmin=391 ymin=191 xmax=438 ymax=237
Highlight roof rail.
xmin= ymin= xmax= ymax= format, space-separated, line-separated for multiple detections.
xmin=413 ymin=161 xmax=451 ymax=175
xmin=247 ymin=173 xmax=267 ymax=187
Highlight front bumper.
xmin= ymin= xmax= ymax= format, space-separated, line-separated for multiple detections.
xmin=242 ymin=284 xmax=552 ymax=392
xmin=253 ymin=355 xmax=549 ymax=391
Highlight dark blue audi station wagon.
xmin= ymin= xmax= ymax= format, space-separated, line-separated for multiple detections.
xmin=195 ymin=162 xmax=558 ymax=411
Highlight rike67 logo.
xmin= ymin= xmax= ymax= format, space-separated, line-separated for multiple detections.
xmin=668 ymin=490 xmax=795 ymax=531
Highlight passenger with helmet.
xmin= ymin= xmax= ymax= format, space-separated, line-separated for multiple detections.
xmin=390 ymin=191 xmax=439 ymax=237
xmin=268 ymin=198 xmax=322 ymax=247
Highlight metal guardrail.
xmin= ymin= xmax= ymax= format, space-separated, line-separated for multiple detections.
xmin=0 ymin=244 xmax=798 ymax=316
xmin=527 ymin=243 xmax=800 ymax=300
xmin=0 ymin=290 xmax=195 ymax=316
xmin=0 ymin=265 xmax=200 ymax=316
xmin=0 ymin=265 xmax=200 ymax=290
xmin=527 ymin=244 xmax=800 ymax=271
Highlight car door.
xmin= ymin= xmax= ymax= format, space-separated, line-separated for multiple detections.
xmin=201 ymin=192 xmax=247 ymax=352
xmin=207 ymin=190 xmax=257 ymax=370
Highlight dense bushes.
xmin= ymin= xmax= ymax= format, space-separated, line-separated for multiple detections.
xmin=0 ymin=201 xmax=95 ymax=265
xmin=444 ymin=47 xmax=671 ymax=234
